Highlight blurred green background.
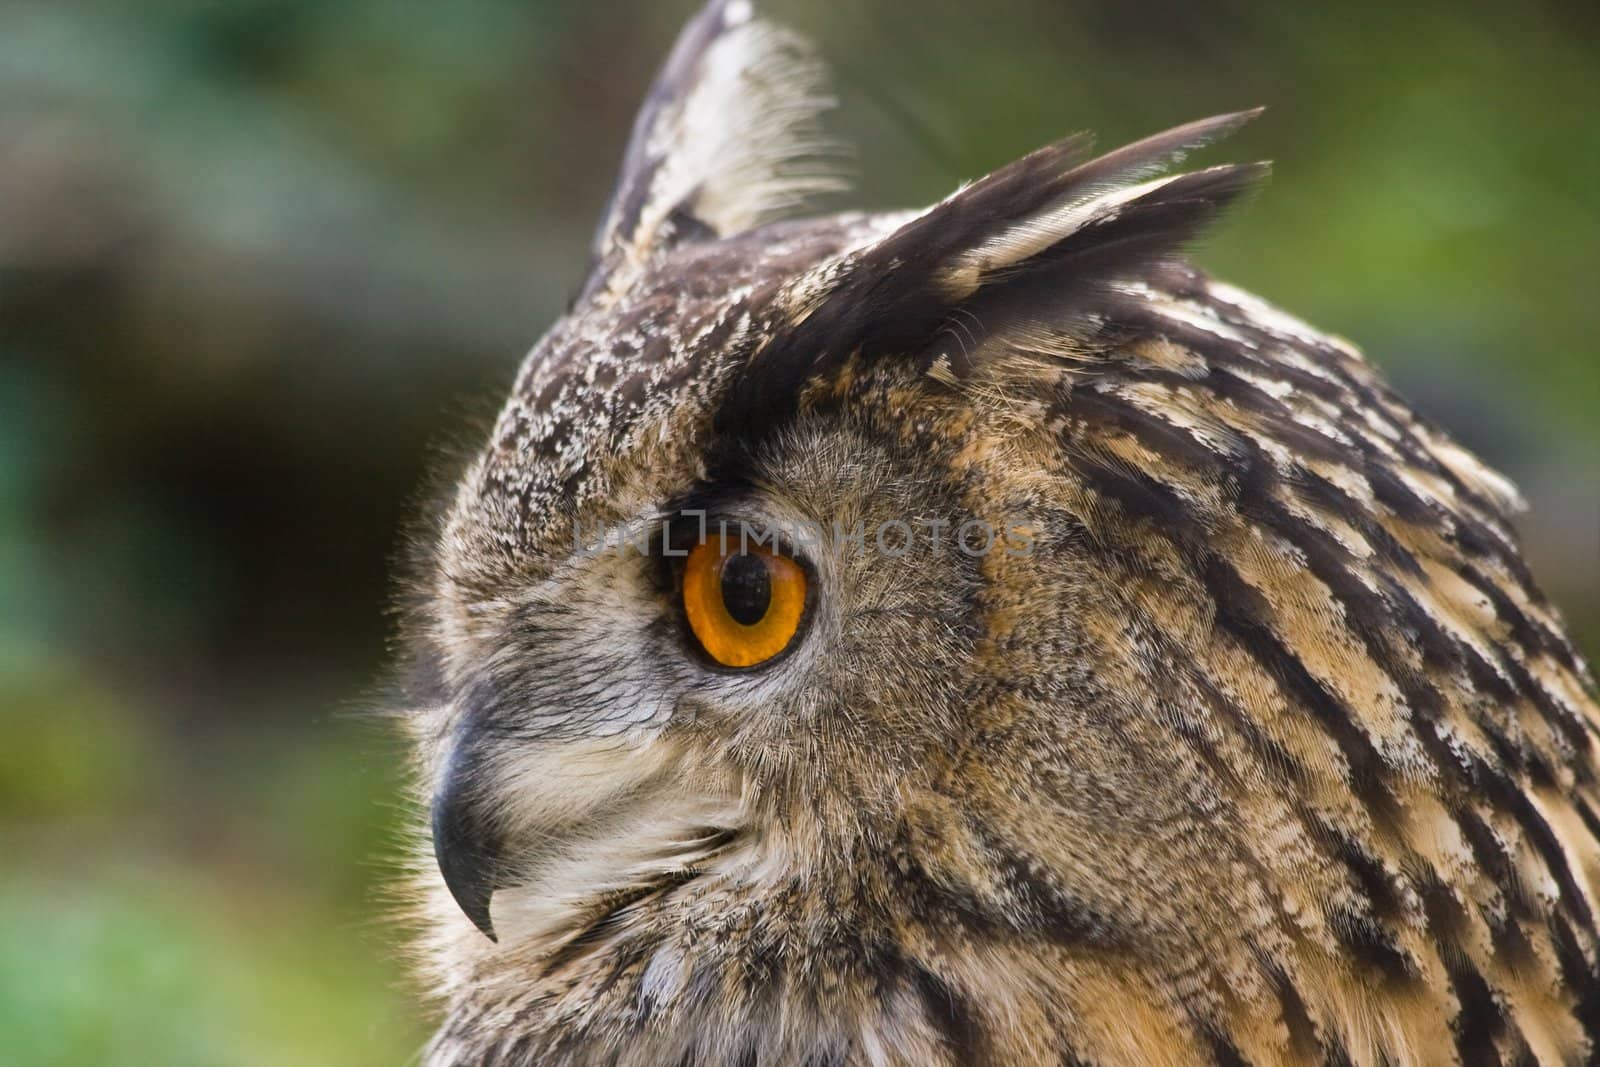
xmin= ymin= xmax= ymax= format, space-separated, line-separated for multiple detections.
xmin=1 ymin=0 xmax=1596 ymax=1063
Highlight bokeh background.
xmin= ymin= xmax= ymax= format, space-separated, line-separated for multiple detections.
xmin=2 ymin=0 xmax=1596 ymax=1063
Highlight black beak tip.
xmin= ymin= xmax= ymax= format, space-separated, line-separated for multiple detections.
xmin=444 ymin=865 xmax=499 ymax=943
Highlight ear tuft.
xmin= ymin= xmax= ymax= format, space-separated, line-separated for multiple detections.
xmin=718 ymin=110 xmax=1269 ymax=434
xmin=583 ymin=0 xmax=845 ymax=299
xmin=932 ymin=109 xmax=1264 ymax=301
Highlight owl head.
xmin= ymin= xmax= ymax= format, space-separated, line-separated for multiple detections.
xmin=403 ymin=2 xmax=1599 ymax=1063
xmin=414 ymin=0 xmax=1262 ymax=938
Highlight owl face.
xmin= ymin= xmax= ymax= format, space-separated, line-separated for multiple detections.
xmin=406 ymin=2 xmax=1600 ymax=1064
xmin=421 ymin=237 xmax=1009 ymax=939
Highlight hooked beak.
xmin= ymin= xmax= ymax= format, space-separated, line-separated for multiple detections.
xmin=430 ymin=736 xmax=505 ymax=942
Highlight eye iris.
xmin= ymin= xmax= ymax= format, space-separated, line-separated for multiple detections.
xmin=719 ymin=552 xmax=771 ymax=626
xmin=680 ymin=536 xmax=807 ymax=669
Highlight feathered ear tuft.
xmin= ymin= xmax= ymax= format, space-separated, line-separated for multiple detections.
xmin=931 ymin=110 xmax=1264 ymax=304
xmin=720 ymin=110 xmax=1268 ymax=434
xmin=581 ymin=0 xmax=844 ymax=300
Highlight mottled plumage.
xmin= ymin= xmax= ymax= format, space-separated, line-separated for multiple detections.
xmin=397 ymin=2 xmax=1600 ymax=1064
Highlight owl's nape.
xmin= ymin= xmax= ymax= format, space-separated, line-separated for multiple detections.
xmin=402 ymin=2 xmax=1600 ymax=1066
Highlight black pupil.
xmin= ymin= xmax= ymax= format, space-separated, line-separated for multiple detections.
xmin=720 ymin=552 xmax=771 ymax=626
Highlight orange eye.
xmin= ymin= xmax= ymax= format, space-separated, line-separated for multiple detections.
xmin=681 ymin=536 xmax=808 ymax=668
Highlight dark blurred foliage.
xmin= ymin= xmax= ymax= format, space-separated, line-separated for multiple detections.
xmin=1 ymin=0 xmax=1596 ymax=1062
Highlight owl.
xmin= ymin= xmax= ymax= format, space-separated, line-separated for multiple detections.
xmin=397 ymin=1 xmax=1600 ymax=1064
